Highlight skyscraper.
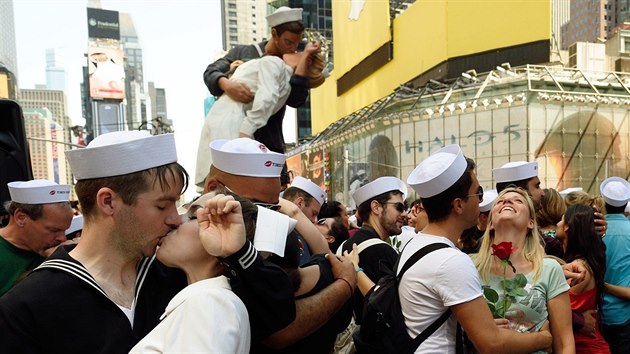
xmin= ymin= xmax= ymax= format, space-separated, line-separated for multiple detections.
xmin=0 ymin=0 xmax=19 ymax=99
xmin=220 ymin=0 xmax=269 ymax=49
xmin=120 ymin=12 xmax=148 ymax=131
xmin=18 ymin=88 xmax=73 ymax=186
xmin=559 ymin=0 xmax=630 ymax=50
xmin=45 ymin=48 xmax=67 ymax=91
xmin=22 ymin=108 xmax=72 ymax=185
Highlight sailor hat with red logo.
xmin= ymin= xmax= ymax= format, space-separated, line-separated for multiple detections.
xmin=8 ymin=180 xmax=71 ymax=204
xmin=210 ymin=138 xmax=286 ymax=178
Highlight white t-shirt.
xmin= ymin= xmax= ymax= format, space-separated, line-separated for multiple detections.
xmin=130 ymin=275 xmax=250 ymax=353
xmin=398 ymin=234 xmax=483 ymax=353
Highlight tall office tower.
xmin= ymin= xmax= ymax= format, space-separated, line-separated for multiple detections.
xmin=18 ymin=89 xmax=72 ymax=183
xmin=561 ymin=0 xmax=608 ymax=50
xmin=45 ymin=48 xmax=67 ymax=91
xmin=221 ymin=0 xmax=269 ymax=50
xmin=120 ymin=12 xmax=148 ymax=131
xmin=616 ymin=0 xmax=630 ymax=26
xmin=0 ymin=0 xmax=19 ymax=99
xmin=287 ymin=0 xmax=332 ymax=140
xmin=19 ymin=89 xmax=70 ymax=129
xmin=22 ymin=108 xmax=72 ymax=184
xmin=551 ymin=0 xmax=570 ymax=58
xmin=148 ymin=81 xmax=172 ymax=133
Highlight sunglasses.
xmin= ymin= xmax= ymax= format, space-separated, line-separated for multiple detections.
xmin=253 ymin=202 xmax=282 ymax=212
xmin=383 ymin=202 xmax=406 ymax=213
xmin=468 ymin=186 xmax=484 ymax=203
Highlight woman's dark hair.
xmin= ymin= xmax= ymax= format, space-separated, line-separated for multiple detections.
xmin=318 ymin=200 xmax=343 ymax=219
xmin=563 ymin=204 xmax=607 ymax=318
xmin=328 ymin=217 xmax=349 ymax=254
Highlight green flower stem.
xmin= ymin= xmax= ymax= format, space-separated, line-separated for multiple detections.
xmin=502 ymin=261 xmax=507 ymax=319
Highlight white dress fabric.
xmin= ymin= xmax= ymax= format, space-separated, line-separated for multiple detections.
xmin=195 ymin=56 xmax=294 ymax=186
xmin=129 ymin=275 xmax=250 ymax=353
xmin=398 ymin=234 xmax=483 ymax=354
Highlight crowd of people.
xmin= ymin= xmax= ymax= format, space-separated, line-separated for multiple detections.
xmin=1 ymin=5 xmax=630 ymax=354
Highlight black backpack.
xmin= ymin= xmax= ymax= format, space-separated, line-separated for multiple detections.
xmin=353 ymin=243 xmax=451 ymax=354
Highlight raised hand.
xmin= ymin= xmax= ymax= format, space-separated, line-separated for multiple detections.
xmin=197 ymin=194 xmax=247 ymax=258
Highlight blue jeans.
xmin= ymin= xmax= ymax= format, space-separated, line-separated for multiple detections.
xmin=602 ymin=318 xmax=630 ymax=354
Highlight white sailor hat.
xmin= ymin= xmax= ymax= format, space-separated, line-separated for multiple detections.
xmin=479 ymin=189 xmax=498 ymax=212
xmin=266 ymin=6 xmax=303 ymax=28
xmin=407 ymin=144 xmax=467 ymax=198
xmin=8 ymin=180 xmax=71 ymax=204
xmin=558 ymin=187 xmax=583 ymax=198
xmin=65 ymin=131 xmax=177 ymax=180
xmin=291 ymin=176 xmax=326 ymax=205
xmin=493 ymin=161 xmax=538 ymax=183
xmin=352 ymin=176 xmax=407 ymax=207
xmin=210 ymin=138 xmax=286 ymax=178
xmin=600 ymin=177 xmax=630 ymax=207
xmin=65 ymin=215 xmax=84 ymax=236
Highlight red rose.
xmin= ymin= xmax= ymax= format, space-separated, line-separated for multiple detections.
xmin=491 ymin=242 xmax=514 ymax=261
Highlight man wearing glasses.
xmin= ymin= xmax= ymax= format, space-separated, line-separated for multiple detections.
xmin=201 ymin=137 xmax=356 ymax=352
xmin=340 ymin=176 xmax=408 ymax=325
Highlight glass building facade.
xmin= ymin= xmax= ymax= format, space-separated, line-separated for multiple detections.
xmin=288 ymin=65 xmax=630 ymax=208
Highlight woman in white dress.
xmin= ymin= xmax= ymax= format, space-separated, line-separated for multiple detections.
xmin=196 ymin=41 xmax=325 ymax=186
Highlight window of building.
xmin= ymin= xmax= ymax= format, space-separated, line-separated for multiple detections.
xmin=230 ymin=35 xmax=238 ymax=41
xmin=228 ymin=3 xmax=236 ymax=9
xmin=229 ymin=11 xmax=236 ymax=17
xmin=229 ymin=19 xmax=237 ymax=25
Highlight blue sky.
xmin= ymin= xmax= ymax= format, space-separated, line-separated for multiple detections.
xmin=14 ymin=0 xmax=224 ymax=199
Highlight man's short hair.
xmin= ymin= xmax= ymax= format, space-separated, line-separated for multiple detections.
xmin=75 ymin=163 xmax=188 ymax=217
xmin=282 ymin=187 xmax=314 ymax=206
xmin=3 ymin=200 xmax=71 ymax=221
xmin=605 ymin=203 xmax=626 ymax=214
xmin=274 ymin=21 xmax=305 ymax=36
xmin=357 ymin=190 xmax=403 ymax=223
xmin=496 ymin=178 xmax=531 ymax=194
xmin=422 ymin=157 xmax=476 ymax=222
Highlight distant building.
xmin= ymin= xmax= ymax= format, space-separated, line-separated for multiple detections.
xmin=120 ymin=12 xmax=148 ymax=131
xmin=45 ymin=48 xmax=67 ymax=91
xmin=19 ymin=88 xmax=73 ymax=185
xmin=147 ymin=81 xmax=172 ymax=134
xmin=0 ymin=0 xmax=18 ymax=79
xmin=560 ymin=0 xmax=630 ymax=50
xmin=568 ymin=42 xmax=607 ymax=71
xmin=0 ymin=0 xmax=18 ymax=99
xmin=606 ymin=23 xmax=630 ymax=71
xmin=22 ymin=108 xmax=72 ymax=185
xmin=220 ymin=0 xmax=268 ymax=50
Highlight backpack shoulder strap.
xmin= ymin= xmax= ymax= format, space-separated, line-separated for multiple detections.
xmin=357 ymin=238 xmax=388 ymax=254
xmin=397 ymin=242 xmax=450 ymax=279
xmin=335 ymin=237 xmax=388 ymax=257
xmin=396 ymin=242 xmax=452 ymax=351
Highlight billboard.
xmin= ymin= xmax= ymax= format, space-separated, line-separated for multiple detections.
xmin=87 ymin=8 xmax=120 ymax=40
xmin=88 ymin=46 xmax=125 ymax=100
